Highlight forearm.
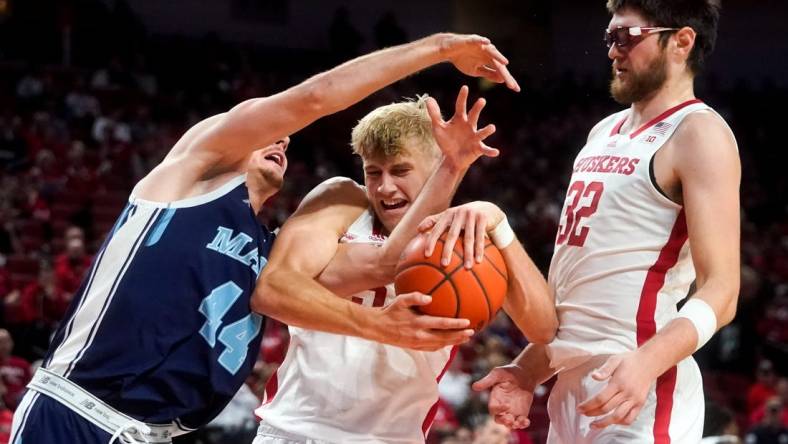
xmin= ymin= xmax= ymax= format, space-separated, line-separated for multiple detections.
xmin=378 ymin=158 xmax=466 ymax=269
xmin=502 ymin=240 xmax=558 ymax=344
xmin=306 ymin=34 xmax=447 ymax=116
xmin=511 ymin=343 xmax=557 ymax=389
xmin=317 ymin=244 xmax=392 ymax=297
xmin=252 ymin=267 xmax=377 ymax=340
xmin=636 ymin=279 xmax=738 ymax=378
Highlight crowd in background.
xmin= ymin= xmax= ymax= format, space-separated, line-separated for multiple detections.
xmin=1 ymin=3 xmax=787 ymax=443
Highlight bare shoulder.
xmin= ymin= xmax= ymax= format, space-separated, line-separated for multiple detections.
xmin=666 ymin=111 xmax=740 ymax=185
xmin=670 ymin=111 xmax=739 ymax=165
xmin=290 ymin=176 xmax=368 ymax=221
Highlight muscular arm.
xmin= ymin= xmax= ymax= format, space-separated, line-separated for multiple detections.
xmin=139 ymin=34 xmax=515 ymax=201
xmin=633 ymin=112 xmax=740 ymax=376
xmin=501 ymin=239 xmax=558 ymax=344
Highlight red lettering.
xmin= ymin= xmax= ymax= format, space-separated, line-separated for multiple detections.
xmin=624 ymin=158 xmax=640 ymax=175
xmin=614 ymin=156 xmax=630 ymax=174
xmin=600 ymin=156 xmax=617 ymax=173
xmin=592 ymin=156 xmax=611 ymax=173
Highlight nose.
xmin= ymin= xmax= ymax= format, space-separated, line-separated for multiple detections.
xmin=376 ymin=174 xmax=396 ymax=195
xmin=608 ymin=43 xmax=624 ymax=60
xmin=276 ymin=137 xmax=290 ymax=152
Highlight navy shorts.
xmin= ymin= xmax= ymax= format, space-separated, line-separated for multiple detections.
xmin=11 ymin=390 xmax=113 ymax=444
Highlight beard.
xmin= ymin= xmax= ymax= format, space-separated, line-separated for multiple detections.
xmin=610 ymin=49 xmax=668 ymax=105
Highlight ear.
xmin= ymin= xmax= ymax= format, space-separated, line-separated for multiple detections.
xmin=673 ymin=26 xmax=696 ymax=64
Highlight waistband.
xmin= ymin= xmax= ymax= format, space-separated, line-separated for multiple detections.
xmin=28 ymin=368 xmax=192 ymax=443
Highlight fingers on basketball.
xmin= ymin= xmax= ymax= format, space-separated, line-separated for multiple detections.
xmin=395 ymin=232 xmax=508 ymax=331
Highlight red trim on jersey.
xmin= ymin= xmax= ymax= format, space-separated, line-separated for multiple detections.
xmin=610 ymin=116 xmax=627 ymax=137
xmin=262 ymin=369 xmax=279 ymax=407
xmin=636 ymin=209 xmax=687 ymax=345
xmin=629 ymin=99 xmax=703 ymax=139
xmin=636 ymin=209 xmax=687 ymax=443
xmin=609 ymin=99 xmax=703 ymax=139
xmin=654 ymin=366 xmax=678 ymax=443
xmin=422 ymin=346 xmax=459 ymax=436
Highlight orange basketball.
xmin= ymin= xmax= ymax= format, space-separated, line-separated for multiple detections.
xmin=394 ymin=231 xmax=508 ymax=331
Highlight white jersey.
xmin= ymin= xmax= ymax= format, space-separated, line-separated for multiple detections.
xmin=255 ymin=208 xmax=454 ymax=444
xmin=546 ymin=99 xmax=730 ymax=371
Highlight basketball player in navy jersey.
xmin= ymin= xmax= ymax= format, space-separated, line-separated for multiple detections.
xmin=469 ymin=1 xmax=740 ymax=443
xmin=11 ymin=33 xmax=520 ymax=444
xmin=252 ymin=89 xmax=557 ymax=443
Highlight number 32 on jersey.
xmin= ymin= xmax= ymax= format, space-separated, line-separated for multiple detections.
xmin=556 ymin=180 xmax=604 ymax=247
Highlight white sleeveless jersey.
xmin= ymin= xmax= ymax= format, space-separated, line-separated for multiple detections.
xmin=546 ymin=99 xmax=731 ymax=370
xmin=255 ymin=207 xmax=454 ymax=443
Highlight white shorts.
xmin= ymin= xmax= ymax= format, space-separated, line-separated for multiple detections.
xmin=252 ymin=422 xmax=337 ymax=444
xmin=546 ymin=355 xmax=704 ymax=444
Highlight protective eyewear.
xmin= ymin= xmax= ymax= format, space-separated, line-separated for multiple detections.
xmin=604 ymin=26 xmax=678 ymax=49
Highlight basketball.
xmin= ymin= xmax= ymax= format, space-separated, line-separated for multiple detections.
xmin=394 ymin=232 xmax=508 ymax=331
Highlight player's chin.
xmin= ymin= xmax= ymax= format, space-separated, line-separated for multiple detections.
xmin=260 ymin=168 xmax=285 ymax=190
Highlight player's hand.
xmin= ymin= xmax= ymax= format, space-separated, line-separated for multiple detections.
xmin=372 ymin=291 xmax=474 ymax=351
xmin=472 ymin=365 xmax=534 ymax=429
xmin=436 ymin=33 xmax=520 ymax=92
xmin=576 ymin=351 xmax=658 ymax=429
xmin=426 ymin=86 xmax=498 ymax=172
xmin=419 ymin=201 xmax=505 ymax=268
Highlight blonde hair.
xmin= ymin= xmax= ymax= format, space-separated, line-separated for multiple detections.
xmin=351 ymin=95 xmax=440 ymax=161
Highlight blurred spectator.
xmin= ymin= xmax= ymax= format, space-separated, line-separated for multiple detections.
xmin=745 ymin=398 xmax=788 ymax=444
xmin=751 ymin=378 xmax=788 ymax=428
xmin=472 ymin=415 xmax=513 ymax=444
xmin=749 ymin=360 xmax=779 ymax=416
xmin=374 ymin=12 xmax=407 ymax=49
xmin=440 ymin=355 xmax=472 ymax=409
xmin=703 ymin=403 xmax=741 ymax=444
xmin=0 ymin=380 xmax=11 ymax=444
xmin=54 ymin=231 xmax=91 ymax=295
xmin=0 ymin=329 xmax=31 ymax=411
xmin=328 ymin=6 xmax=363 ymax=62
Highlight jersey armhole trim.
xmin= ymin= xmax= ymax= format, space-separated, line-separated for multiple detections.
xmin=646 ymin=153 xmax=682 ymax=210
xmin=129 ymin=174 xmax=247 ymax=209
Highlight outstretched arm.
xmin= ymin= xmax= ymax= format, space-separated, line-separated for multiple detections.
xmin=318 ymin=86 xmax=499 ymax=296
xmin=138 ymin=34 xmax=518 ymax=202
xmin=577 ymin=112 xmax=740 ymax=429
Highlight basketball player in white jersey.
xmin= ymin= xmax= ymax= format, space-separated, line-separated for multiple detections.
xmin=251 ymin=89 xmax=557 ymax=443
xmin=470 ymin=1 xmax=740 ymax=443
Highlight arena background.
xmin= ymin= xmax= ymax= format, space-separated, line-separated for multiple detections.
xmin=0 ymin=0 xmax=786 ymax=443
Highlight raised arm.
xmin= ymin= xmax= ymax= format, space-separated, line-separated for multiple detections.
xmin=137 ymin=34 xmax=518 ymax=201
xmin=318 ymin=86 xmax=500 ymax=296
xmin=577 ymin=112 xmax=740 ymax=429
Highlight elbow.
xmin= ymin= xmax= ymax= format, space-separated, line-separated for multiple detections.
xmin=719 ymin=291 xmax=739 ymax=327
xmin=299 ymin=76 xmax=331 ymax=116
xmin=251 ymin=269 xmax=286 ymax=319
xmin=528 ymin=320 xmax=558 ymax=345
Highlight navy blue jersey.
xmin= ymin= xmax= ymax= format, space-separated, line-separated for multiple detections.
xmin=42 ymin=175 xmax=273 ymax=430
